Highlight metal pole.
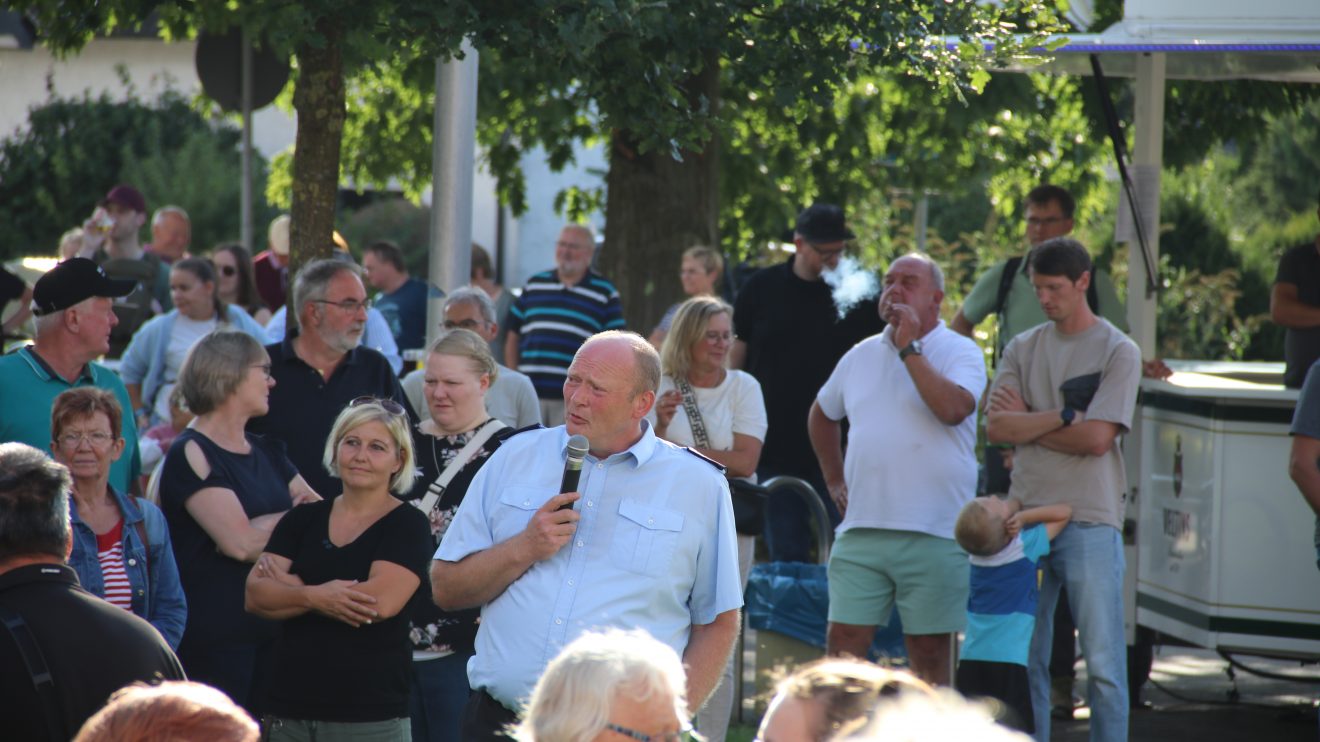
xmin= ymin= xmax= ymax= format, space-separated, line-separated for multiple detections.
xmin=427 ymin=40 xmax=479 ymax=349
xmin=914 ymin=193 xmax=929 ymax=253
xmin=240 ymin=29 xmax=254 ymax=254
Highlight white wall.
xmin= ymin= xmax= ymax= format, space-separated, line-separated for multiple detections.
xmin=0 ymin=38 xmax=296 ymax=160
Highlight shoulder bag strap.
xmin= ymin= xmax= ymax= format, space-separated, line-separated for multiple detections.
xmin=413 ymin=420 xmax=508 ymax=515
xmin=0 ymin=602 xmax=67 ymax=741
xmin=674 ymin=376 xmax=711 ymax=449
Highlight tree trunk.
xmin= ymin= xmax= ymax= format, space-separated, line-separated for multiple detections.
xmin=600 ymin=53 xmax=720 ymax=334
xmin=288 ymin=20 xmax=345 ymax=281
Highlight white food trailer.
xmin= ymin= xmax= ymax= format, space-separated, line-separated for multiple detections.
xmin=995 ymin=0 xmax=1320 ymax=660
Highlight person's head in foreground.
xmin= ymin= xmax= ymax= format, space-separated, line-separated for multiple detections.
xmin=834 ymin=687 xmax=1031 ymax=742
xmin=757 ymin=658 xmax=934 ymax=742
xmin=515 ymin=628 xmax=689 ymax=742
xmin=74 ymin=681 xmax=258 ymax=742
xmin=954 ymin=496 xmax=1015 ymax=557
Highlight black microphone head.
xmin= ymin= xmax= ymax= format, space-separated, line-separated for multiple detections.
xmin=566 ymin=434 xmax=589 ymax=462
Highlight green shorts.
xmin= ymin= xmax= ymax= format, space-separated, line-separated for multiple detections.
xmin=827 ymin=528 xmax=968 ymax=634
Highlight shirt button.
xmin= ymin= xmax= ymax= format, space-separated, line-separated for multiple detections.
xmin=586 ymin=501 xmax=593 ymax=508
xmin=554 ymin=618 xmax=563 ymax=625
xmin=576 ymin=540 xmax=584 ymax=548
xmin=127 ymin=558 xmax=137 ymax=566
xmin=596 ymin=463 xmax=604 ymax=469
xmin=522 ymin=500 xmax=531 ymax=507
xmin=647 ymin=517 xmax=654 ymax=525
xmin=567 ymin=579 xmax=575 ymax=586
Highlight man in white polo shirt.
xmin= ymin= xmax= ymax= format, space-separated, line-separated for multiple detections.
xmin=808 ymin=252 xmax=986 ymax=685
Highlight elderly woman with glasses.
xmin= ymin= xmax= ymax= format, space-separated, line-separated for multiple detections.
xmin=515 ymin=628 xmax=690 ymax=742
xmin=246 ymin=398 xmax=432 ymax=742
xmin=51 ymin=387 xmax=187 ymax=648
xmin=157 ymin=330 xmax=320 ymax=715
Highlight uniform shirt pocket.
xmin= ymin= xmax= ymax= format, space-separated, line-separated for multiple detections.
xmin=610 ymin=499 xmax=685 ymax=577
xmin=492 ymin=486 xmax=543 ymax=545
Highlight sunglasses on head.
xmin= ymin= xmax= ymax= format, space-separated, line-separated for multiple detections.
xmin=349 ymin=396 xmax=406 ymax=417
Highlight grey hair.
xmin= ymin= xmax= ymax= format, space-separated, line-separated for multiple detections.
xmin=177 ymin=330 xmax=269 ymax=415
xmin=894 ymin=252 xmax=945 ymax=292
xmin=579 ymin=331 xmax=661 ymax=396
xmin=0 ymin=442 xmax=72 ymax=561
xmin=152 ymin=205 xmax=190 ymax=228
xmin=444 ymin=286 xmax=497 ymax=326
xmin=561 ymin=223 xmax=597 ymax=245
xmin=323 ymin=401 xmax=418 ymax=495
xmin=514 ymin=628 xmax=688 ymax=742
xmin=293 ymin=259 xmax=362 ymax=324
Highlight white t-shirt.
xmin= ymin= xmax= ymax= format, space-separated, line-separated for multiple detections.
xmin=646 ymin=369 xmax=768 ymax=481
xmin=816 ymin=321 xmax=986 ymax=539
xmin=156 ymin=314 xmax=218 ymax=421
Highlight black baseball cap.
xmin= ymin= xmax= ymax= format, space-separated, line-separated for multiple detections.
xmin=789 ymin=203 xmax=855 ymax=243
xmin=31 ymin=258 xmax=136 ymax=317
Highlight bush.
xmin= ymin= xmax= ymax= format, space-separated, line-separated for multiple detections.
xmin=0 ymin=87 xmax=275 ymax=261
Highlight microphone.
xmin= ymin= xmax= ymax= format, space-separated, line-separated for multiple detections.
xmin=557 ymin=434 xmax=590 ymax=510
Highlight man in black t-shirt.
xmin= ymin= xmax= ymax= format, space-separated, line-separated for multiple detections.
xmin=1271 ymin=192 xmax=1320 ymax=388
xmin=731 ymin=204 xmax=884 ymax=562
xmin=0 ymin=443 xmax=184 ymax=742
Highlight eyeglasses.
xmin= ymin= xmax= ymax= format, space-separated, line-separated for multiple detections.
xmin=443 ymin=319 xmax=483 ymax=331
xmin=218 ymin=265 xmax=238 ymax=277
xmin=349 ymin=396 xmax=406 ymax=417
xmin=57 ymin=431 xmax=115 ymax=449
xmin=604 ymin=722 xmax=693 ymax=742
xmin=804 ymin=241 xmax=847 ymax=258
xmin=1026 ymin=216 xmax=1066 ymax=227
xmin=251 ymin=363 xmax=272 ymax=379
xmin=315 ymin=298 xmax=373 ymax=313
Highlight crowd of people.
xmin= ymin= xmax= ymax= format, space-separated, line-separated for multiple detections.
xmin=4 ymin=180 xmax=1319 ymax=742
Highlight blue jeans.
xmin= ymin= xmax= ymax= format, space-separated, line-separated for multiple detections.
xmin=1029 ymin=523 xmax=1128 ymax=742
xmin=408 ymin=653 xmax=473 ymax=742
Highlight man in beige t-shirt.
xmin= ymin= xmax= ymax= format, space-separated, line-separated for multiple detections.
xmin=985 ymin=237 xmax=1140 ymax=742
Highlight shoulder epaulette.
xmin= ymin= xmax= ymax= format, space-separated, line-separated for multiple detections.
xmin=682 ymin=446 xmax=727 ymax=474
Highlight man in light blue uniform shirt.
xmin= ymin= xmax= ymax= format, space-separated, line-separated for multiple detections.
xmin=433 ymin=331 xmax=743 ymax=740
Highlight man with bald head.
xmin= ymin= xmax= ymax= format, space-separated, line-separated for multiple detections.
xmin=809 ymin=253 xmax=986 ymax=686
xmin=504 ymin=225 xmax=626 ymax=427
xmin=147 ymin=206 xmax=191 ymax=264
xmin=433 ymin=331 xmax=742 ymax=740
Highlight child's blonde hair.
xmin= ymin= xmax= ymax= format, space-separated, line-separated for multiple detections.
xmin=954 ymin=498 xmax=1010 ymax=557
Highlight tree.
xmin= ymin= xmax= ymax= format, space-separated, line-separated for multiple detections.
xmin=20 ymin=0 xmax=487 ymax=276
xmin=0 ymin=87 xmax=272 ymax=261
xmin=335 ymin=2 xmax=1060 ymax=330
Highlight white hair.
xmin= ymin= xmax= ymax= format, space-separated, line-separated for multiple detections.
xmin=893 ymin=252 xmax=945 ymax=292
xmin=514 ymin=629 xmax=688 ymax=742
xmin=152 ymin=205 xmax=190 ymax=227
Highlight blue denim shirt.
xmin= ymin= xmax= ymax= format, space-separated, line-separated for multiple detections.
xmin=68 ymin=488 xmax=187 ymax=648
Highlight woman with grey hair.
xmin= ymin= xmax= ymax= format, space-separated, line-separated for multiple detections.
xmin=246 ymin=398 xmax=432 ymax=741
xmin=157 ymin=330 xmax=320 ymax=714
xmin=515 ymin=628 xmax=689 ymax=742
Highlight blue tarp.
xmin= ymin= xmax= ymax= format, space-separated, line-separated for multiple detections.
xmin=745 ymin=562 xmax=907 ymax=662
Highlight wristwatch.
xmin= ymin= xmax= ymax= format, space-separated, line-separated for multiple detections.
xmin=1060 ymin=408 xmax=1076 ymax=427
xmin=898 ymin=339 xmax=923 ymax=361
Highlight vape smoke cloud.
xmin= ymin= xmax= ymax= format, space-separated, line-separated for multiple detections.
xmin=822 ymin=256 xmax=879 ymax=320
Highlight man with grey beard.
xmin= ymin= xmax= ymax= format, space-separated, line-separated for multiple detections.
xmin=247 ymin=259 xmax=415 ymax=497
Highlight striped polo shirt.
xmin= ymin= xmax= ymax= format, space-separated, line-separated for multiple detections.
xmin=507 ymin=269 xmax=626 ymax=399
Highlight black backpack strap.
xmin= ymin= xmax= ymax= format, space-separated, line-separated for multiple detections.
xmin=0 ymin=602 xmax=66 ymax=741
xmin=993 ymin=256 xmax=1024 ymax=321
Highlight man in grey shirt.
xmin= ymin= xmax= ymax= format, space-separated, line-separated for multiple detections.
xmin=986 ymin=237 xmax=1141 ymax=742
xmin=403 ymin=287 xmax=541 ymax=429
